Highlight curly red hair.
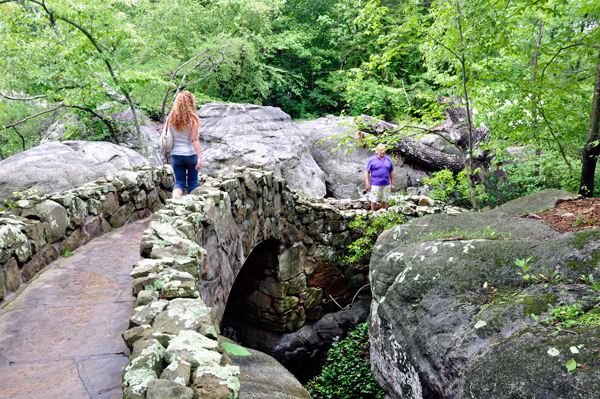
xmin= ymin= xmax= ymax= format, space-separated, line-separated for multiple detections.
xmin=169 ymin=91 xmax=200 ymax=131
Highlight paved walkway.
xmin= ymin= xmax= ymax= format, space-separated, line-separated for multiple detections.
xmin=0 ymin=220 xmax=145 ymax=399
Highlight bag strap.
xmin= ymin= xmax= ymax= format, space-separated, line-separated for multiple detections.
xmin=162 ymin=116 xmax=170 ymax=135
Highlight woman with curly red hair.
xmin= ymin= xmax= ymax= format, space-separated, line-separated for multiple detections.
xmin=167 ymin=91 xmax=202 ymax=198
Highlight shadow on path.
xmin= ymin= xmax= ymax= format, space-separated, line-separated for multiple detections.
xmin=0 ymin=219 xmax=145 ymax=399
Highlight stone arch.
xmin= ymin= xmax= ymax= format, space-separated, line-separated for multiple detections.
xmin=222 ymin=237 xmax=319 ymax=334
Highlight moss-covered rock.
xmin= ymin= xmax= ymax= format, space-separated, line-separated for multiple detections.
xmin=369 ymin=190 xmax=600 ymax=399
xmin=153 ymin=298 xmax=215 ymax=337
xmin=146 ymin=379 xmax=194 ymax=399
xmin=164 ymin=330 xmax=221 ymax=368
xmin=191 ymin=364 xmax=240 ymax=399
xmin=122 ymin=338 xmax=166 ymax=398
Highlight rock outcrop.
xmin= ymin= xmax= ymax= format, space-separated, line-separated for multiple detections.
xmin=0 ymin=141 xmax=153 ymax=203
xmin=197 ymin=103 xmax=326 ymax=198
xmin=42 ymin=109 xmax=164 ymax=166
xmin=369 ymin=189 xmax=600 ymax=398
xmin=295 ymin=116 xmax=427 ymax=199
xmin=223 ymin=337 xmax=312 ymax=398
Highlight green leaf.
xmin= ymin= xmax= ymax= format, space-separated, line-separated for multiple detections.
xmin=566 ymin=358 xmax=577 ymax=372
xmin=221 ymin=342 xmax=251 ymax=356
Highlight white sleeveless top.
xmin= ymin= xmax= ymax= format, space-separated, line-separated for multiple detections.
xmin=170 ymin=124 xmax=195 ymax=156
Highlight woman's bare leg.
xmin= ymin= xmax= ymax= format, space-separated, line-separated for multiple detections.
xmin=172 ymin=188 xmax=184 ymax=199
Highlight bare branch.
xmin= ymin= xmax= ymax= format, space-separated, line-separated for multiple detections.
xmin=0 ymin=92 xmax=47 ymax=101
xmin=65 ymin=105 xmax=120 ymax=143
xmin=12 ymin=126 xmax=26 ymax=151
xmin=1 ymin=103 xmax=65 ymax=130
xmin=0 ymin=85 xmax=83 ymax=102
xmin=160 ymin=37 xmax=228 ymax=119
xmin=424 ymin=31 xmax=461 ymax=62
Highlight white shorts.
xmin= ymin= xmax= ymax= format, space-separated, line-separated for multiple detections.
xmin=369 ymin=185 xmax=391 ymax=203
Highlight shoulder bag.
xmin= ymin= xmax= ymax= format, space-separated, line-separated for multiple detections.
xmin=158 ymin=117 xmax=173 ymax=152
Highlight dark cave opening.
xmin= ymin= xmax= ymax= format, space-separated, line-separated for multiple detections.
xmin=220 ymin=238 xmax=371 ymax=384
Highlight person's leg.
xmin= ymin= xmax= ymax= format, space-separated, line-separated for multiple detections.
xmin=380 ymin=185 xmax=391 ymax=209
xmin=186 ymin=154 xmax=199 ymax=194
xmin=370 ymin=185 xmax=382 ymax=211
xmin=171 ymin=155 xmax=186 ymax=198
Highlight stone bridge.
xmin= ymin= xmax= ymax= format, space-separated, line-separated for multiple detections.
xmin=124 ymin=167 xmax=460 ymax=398
xmin=0 ymin=165 xmax=460 ymax=398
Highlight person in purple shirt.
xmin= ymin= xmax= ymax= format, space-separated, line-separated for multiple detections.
xmin=365 ymin=144 xmax=395 ymax=211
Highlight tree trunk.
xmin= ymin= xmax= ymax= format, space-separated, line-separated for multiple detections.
xmin=358 ymin=97 xmax=491 ymax=174
xmin=579 ymin=47 xmax=600 ymax=197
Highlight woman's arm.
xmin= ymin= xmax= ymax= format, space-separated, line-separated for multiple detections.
xmin=190 ymin=120 xmax=202 ymax=170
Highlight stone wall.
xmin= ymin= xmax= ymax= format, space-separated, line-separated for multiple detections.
xmin=122 ymin=167 xmax=464 ymax=398
xmin=0 ymin=165 xmax=174 ymax=303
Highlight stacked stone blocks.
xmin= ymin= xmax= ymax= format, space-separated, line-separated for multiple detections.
xmin=0 ymin=165 xmax=174 ymax=303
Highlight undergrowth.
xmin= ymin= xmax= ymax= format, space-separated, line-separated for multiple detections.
xmin=344 ymin=212 xmax=405 ymax=266
xmin=305 ymin=323 xmax=385 ymax=399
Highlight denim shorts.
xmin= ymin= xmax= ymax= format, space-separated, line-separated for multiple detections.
xmin=171 ymin=154 xmax=198 ymax=194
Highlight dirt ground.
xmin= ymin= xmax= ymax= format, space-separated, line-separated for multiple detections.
xmin=528 ymin=197 xmax=600 ymax=233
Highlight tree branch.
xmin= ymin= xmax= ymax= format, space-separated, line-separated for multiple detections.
xmin=65 ymin=105 xmax=120 ymax=143
xmin=540 ymin=43 xmax=597 ymax=82
xmin=0 ymin=92 xmax=47 ymax=101
xmin=160 ymin=37 xmax=226 ymax=120
xmin=1 ymin=103 xmax=65 ymax=130
xmin=12 ymin=126 xmax=26 ymax=151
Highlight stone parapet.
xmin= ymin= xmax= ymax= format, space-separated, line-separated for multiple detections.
xmin=0 ymin=165 xmax=174 ymax=304
xmin=123 ymin=167 xmax=465 ymax=398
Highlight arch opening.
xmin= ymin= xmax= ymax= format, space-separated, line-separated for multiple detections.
xmin=221 ymin=238 xmax=372 ymax=383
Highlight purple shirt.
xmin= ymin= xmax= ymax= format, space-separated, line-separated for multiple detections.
xmin=367 ymin=155 xmax=394 ymax=186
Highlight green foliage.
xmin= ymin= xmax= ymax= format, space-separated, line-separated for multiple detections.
xmin=580 ymin=274 xmax=600 ymax=292
xmin=423 ymin=169 xmax=484 ymax=207
xmin=344 ymin=212 xmax=405 ymax=265
xmin=572 ymin=214 xmax=597 ymax=227
xmin=515 ymin=256 xmax=563 ymax=284
xmin=485 ymin=150 xmax=581 ymax=206
xmin=1 ymin=0 xmax=599 ymax=207
xmin=62 ymin=247 xmax=74 ymax=258
xmin=221 ymin=342 xmax=251 ymax=356
xmin=305 ymin=322 xmax=385 ymax=399
xmin=0 ymin=99 xmax=56 ymax=158
xmin=549 ymin=303 xmax=585 ymax=327
xmin=566 ymin=358 xmax=578 ymax=372
xmin=423 ymin=148 xmax=583 ymax=209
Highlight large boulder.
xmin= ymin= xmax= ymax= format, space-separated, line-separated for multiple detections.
xmin=222 ymin=337 xmax=312 ymax=399
xmin=42 ymin=109 xmax=164 ymax=166
xmin=197 ymin=103 xmax=326 ymax=198
xmin=0 ymin=141 xmax=151 ymax=202
xmin=369 ymin=189 xmax=600 ymax=399
xmin=108 ymin=108 xmax=164 ymax=167
xmin=294 ymin=116 xmax=428 ymax=199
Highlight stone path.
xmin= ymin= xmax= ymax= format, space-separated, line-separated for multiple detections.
xmin=0 ymin=220 xmax=145 ymax=399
